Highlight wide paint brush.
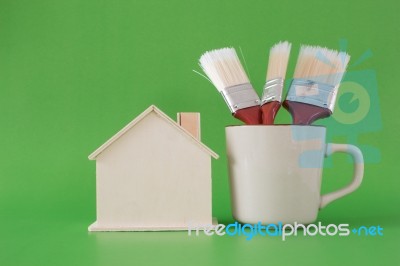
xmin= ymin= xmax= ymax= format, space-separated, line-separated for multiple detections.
xmin=261 ymin=41 xmax=291 ymax=124
xmin=283 ymin=45 xmax=350 ymax=125
xmin=199 ymin=48 xmax=261 ymax=125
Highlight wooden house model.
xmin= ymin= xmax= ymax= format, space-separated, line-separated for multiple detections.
xmin=88 ymin=105 xmax=218 ymax=231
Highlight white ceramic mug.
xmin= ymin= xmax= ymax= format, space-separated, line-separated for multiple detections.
xmin=226 ymin=125 xmax=364 ymax=224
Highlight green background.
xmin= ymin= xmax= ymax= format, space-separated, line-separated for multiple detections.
xmin=1 ymin=0 xmax=399 ymax=265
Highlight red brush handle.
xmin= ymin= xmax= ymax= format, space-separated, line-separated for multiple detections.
xmin=234 ymin=106 xmax=262 ymax=125
xmin=283 ymin=100 xmax=331 ymax=125
xmin=261 ymin=101 xmax=281 ymax=125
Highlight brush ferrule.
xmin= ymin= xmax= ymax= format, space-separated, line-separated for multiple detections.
xmin=286 ymin=79 xmax=338 ymax=111
xmin=221 ymin=83 xmax=260 ymax=113
xmin=261 ymin=78 xmax=284 ymax=105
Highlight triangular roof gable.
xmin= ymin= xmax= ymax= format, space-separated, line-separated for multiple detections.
xmin=88 ymin=105 xmax=219 ymax=160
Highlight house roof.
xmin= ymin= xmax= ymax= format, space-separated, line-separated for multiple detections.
xmin=88 ymin=105 xmax=219 ymax=160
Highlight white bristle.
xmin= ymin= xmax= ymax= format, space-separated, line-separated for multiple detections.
xmin=293 ymin=45 xmax=350 ymax=86
xmin=199 ymin=47 xmax=250 ymax=92
xmin=266 ymin=41 xmax=292 ymax=81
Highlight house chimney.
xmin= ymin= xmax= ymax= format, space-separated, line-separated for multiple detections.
xmin=177 ymin=112 xmax=200 ymax=140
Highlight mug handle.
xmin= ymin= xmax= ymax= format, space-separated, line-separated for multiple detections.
xmin=320 ymin=144 xmax=364 ymax=209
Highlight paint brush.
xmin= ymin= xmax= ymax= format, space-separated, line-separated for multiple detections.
xmin=261 ymin=41 xmax=291 ymax=124
xmin=283 ymin=45 xmax=350 ymax=125
xmin=199 ymin=48 xmax=261 ymax=125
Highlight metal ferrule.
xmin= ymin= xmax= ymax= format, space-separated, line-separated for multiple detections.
xmin=220 ymin=83 xmax=260 ymax=113
xmin=286 ymin=79 xmax=338 ymax=111
xmin=261 ymin=78 xmax=284 ymax=105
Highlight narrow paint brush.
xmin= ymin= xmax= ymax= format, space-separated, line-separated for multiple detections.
xmin=199 ymin=48 xmax=261 ymax=125
xmin=261 ymin=41 xmax=291 ymax=124
xmin=283 ymin=45 xmax=350 ymax=125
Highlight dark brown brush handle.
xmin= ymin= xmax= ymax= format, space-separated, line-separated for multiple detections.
xmin=283 ymin=100 xmax=331 ymax=125
xmin=234 ymin=106 xmax=262 ymax=125
xmin=261 ymin=101 xmax=281 ymax=125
